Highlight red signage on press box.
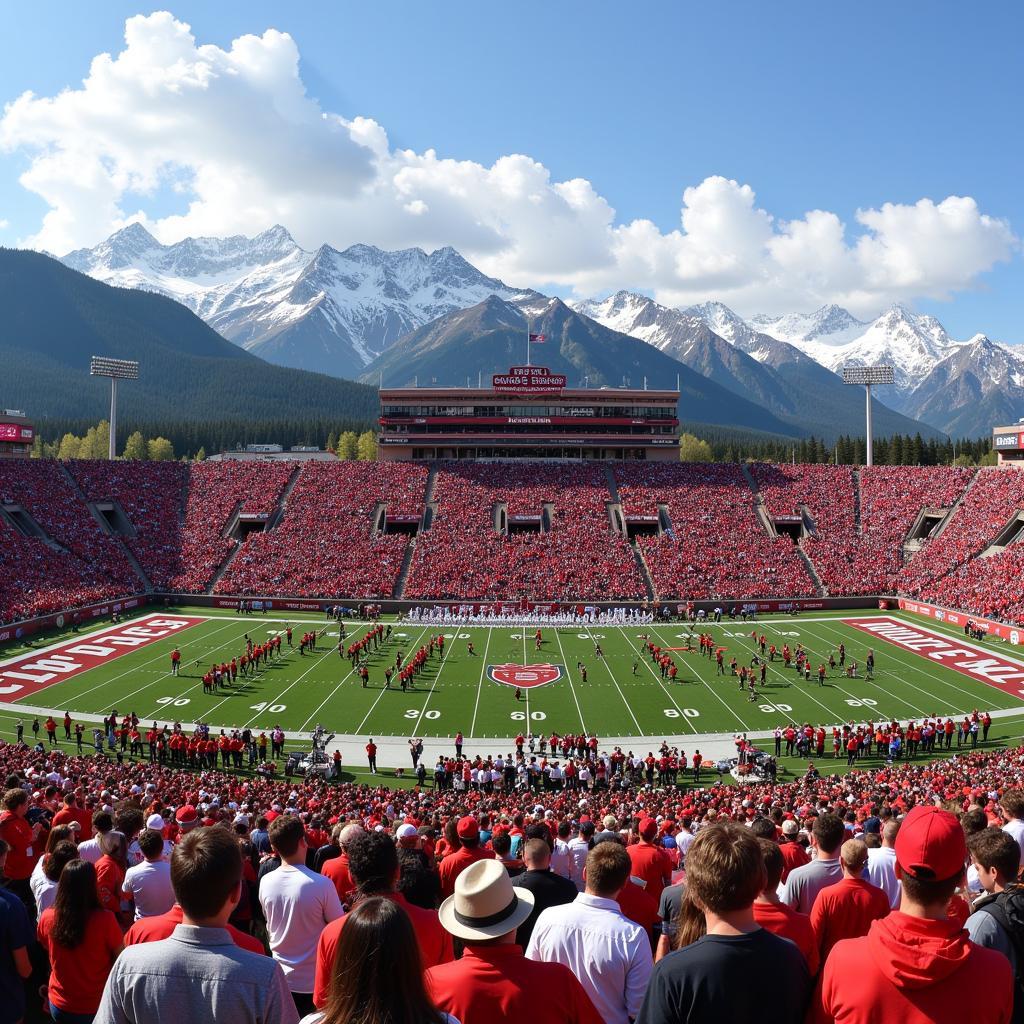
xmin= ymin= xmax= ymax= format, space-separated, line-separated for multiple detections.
xmin=844 ymin=616 xmax=1024 ymax=696
xmin=492 ymin=366 xmax=567 ymax=394
xmin=0 ymin=422 xmax=33 ymax=442
xmin=0 ymin=614 xmax=205 ymax=700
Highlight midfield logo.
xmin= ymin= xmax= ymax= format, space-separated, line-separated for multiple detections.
xmin=486 ymin=663 xmax=563 ymax=689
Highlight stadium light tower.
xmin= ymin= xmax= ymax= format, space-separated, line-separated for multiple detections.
xmin=842 ymin=364 xmax=895 ymax=467
xmin=90 ymin=357 xmax=139 ymax=459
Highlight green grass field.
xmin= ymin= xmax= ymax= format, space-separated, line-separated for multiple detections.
xmin=2 ymin=606 xmax=1023 ymax=757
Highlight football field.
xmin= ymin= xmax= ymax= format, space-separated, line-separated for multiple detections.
xmin=2 ymin=606 xmax=1024 ymax=756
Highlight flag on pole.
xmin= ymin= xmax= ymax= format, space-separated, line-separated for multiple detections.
xmin=529 ymin=333 xmax=546 ymax=343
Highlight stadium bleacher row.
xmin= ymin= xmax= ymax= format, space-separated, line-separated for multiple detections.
xmin=3 ymin=459 xmax=1024 ymax=624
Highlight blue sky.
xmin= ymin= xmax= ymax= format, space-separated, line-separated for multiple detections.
xmin=0 ymin=1 xmax=1020 ymax=341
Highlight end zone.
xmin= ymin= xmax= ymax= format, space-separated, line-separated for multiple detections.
xmin=844 ymin=616 xmax=1024 ymax=698
xmin=0 ymin=614 xmax=206 ymax=701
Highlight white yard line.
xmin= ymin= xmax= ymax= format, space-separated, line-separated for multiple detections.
xmin=355 ymin=627 xmax=432 ymax=736
xmin=552 ymin=628 xmax=587 ymax=734
xmin=468 ymin=628 xmax=495 ymax=737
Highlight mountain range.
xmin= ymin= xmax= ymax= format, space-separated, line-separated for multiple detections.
xmin=0 ymin=248 xmax=377 ymax=431
xmin=59 ymin=226 xmax=1024 ymax=438
xmin=63 ymin=224 xmax=535 ymax=380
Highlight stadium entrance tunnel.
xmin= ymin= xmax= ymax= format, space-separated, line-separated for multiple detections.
xmin=496 ymin=502 xmax=551 ymax=535
xmin=773 ymin=516 xmax=808 ymax=542
xmin=381 ymin=514 xmax=421 ymax=536
xmin=906 ymin=508 xmax=948 ymax=544
xmin=227 ymin=513 xmax=270 ymax=542
xmin=1 ymin=504 xmax=58 ymax=547
xmin=90 ymin=501 xmax=136 ymax=538
xmin=983 ymin=511 xmax=1024 ymax=558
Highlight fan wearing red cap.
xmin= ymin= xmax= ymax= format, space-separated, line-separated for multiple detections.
xmin=810 ymin=806 xmax=1013 ymax=1024
xmin=438 ymin=815 xmax=496 ymax=900
xmin=627 ymin=818 xmax=674 ymax=906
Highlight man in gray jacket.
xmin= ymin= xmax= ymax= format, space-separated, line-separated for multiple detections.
xmin=96 ymin=826 xmax=298 ymax=1024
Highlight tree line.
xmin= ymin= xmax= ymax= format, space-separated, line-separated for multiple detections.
xmin=30 ymin=419 xmax=380 ymax=463
xmin=680 ymin=430 xmax=996 ymax=466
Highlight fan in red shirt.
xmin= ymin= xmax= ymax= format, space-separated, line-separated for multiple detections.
xmin=809 ymin=806 xmax=1012 ymax=1024
xmin=427 ymin=858 xmax=602 ymax=1024
xmin=809 ymin=838 xmax=890 ymax=966
xmin=125 ymin=903 xmax=265 ymax=954
xmin=752 ymin=838 xmax=819 ymax=976
xmin=0 ymin=788 xmax=42 ymax=906
xmin=627 ymin=818 xmax=674 ymax=905
xmin=37 ymin=860 xmax=123 ymax=1019
xmin=314 ymin=830 xmax=453 ymax=1008
xmin=438 ymin=816 xmax=496 ymax=899
xmin=778 ymin=819 xmax=811 ymax=882
xmin=322 ymin=823 xmax=364 ymax=902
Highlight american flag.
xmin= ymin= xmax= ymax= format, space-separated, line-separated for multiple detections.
xmin=529 ymin=333 xmax=546 ymax=343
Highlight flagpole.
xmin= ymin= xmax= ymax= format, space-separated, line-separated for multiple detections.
xmin=527 ymin=315 xmax=531 ymax=368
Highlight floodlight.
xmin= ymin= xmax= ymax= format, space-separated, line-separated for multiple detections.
xmin=90 ymin=356 xmax=140 ymax=458
xmin=842 ymin=364 xmax=895 ymax=465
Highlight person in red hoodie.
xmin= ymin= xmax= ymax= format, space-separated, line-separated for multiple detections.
xmin=809 ymin=805 xmax=1013 ymax=1024
xmin=809 ymin=838 xmax=889 ymax=967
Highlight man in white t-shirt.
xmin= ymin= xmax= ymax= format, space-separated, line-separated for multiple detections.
xmin=865 ymin=820 xmax=901 ymax=908
xmin=259 ymin=814 xmax=343 ymax=1018
xmin=999 ymin=789 xmax=1024 ymax=869
xmin=122 ymin=828 xmax=175 ymax=920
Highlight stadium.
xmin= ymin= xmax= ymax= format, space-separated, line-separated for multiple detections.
xmin=3 ymin=383 xmax=1024 ymax=781
xmin=4 ymin=10 xmax=1024 ymax=1023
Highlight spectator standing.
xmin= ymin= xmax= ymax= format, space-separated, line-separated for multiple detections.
xmin=751 ymin=839 xmax=819 ymax=977
xmin=782 ymin=814 xmax=845 ymax=914
xmin=303 ymin=897 xmax=456 ymax=1024
xmin=121 ymin=829 xmax=175 ymax=921
xmin=636 ymin=823 xmax=810 ymax=1024
xmin=313 ymin=831 xmax=453 ymax=1009
xmin=512 ymin=838 xmax=579 ymax=948
xmin=809 ymin=806 xmax=1012 ymax=1024
xmin=437 ymin=817 xmax=495 ymax=899
xmin=778 ymin=819 xmax=810 ymax=882
xmin=320 ymin=822 xmax=362 ymax=902
xmin=0 ymin=839 xmax=32 ymax=1024
xmin=655 ymin=880 xmax=686 ymax=961
xmin=809 ymin=839 xmax=889 ymax=966
xmin=32 ymin=840 xmax=79 ymax=918
xmin=628 ymin=818 xmax=673 ymax=906
xmin=965 ymin=828 xmax=1022 ymax=984
xmin=526 ymin=841 xmax=653 ymax=1024
xmin=567 ymin=821 xmax=594 ymax=891
xmin=0 ymin=788 xmax=42 ymax=913
xmin=38 ymin=859 xmax=122 ymax=1023
xmin=865 ymin=820 xmax=901 ymax=908
xmin=95 ymin=832 xmax=128 ymax=924
xmin=999 ymin=789 xmax=1024 ymax=870
xmin=95 ymin=827 xmax=298 ymax=1024
xmin=259 ymin=815 xmax=344 ymax=1017
xmin=75 ymin=810 xmax=113 ymax=865
xmin=426 ymin=859 xmax=603 ymax=1024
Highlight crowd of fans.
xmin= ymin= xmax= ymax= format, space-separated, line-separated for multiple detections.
xmin=1 ymin=733 xmax=1023 ymax=1022
xmin=404 ymin=463 xmax=644 ymax=601
xmin=217 ymin=462 xmax=429 ymax=600
xmin=8 ymin=459 xmax=1024 ymax=626
xmin=616 ymin=463 xmax=816 ymax=600
xmin=0 ymin=461 xmax=137 ymax=623
xmin=68 ymin=461 xmax=188 ymax=589
xmin=169 ymin=461 xmax=294 ymax=593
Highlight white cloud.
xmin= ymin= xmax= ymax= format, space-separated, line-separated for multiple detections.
xmin=0 ymin=12 xmax=1016 ymax=318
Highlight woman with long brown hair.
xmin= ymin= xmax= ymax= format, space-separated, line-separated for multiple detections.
xmin=37 ymin=858 xmax=122 ymax=1023
xmin=30 ymin=823 xmax=76 ymax=915
xmin=301 ymin=896 xmax=457 ymax=1024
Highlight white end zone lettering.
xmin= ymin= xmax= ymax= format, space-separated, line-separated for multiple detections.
xmin=0 ymin=614 xmax=206 ymax=699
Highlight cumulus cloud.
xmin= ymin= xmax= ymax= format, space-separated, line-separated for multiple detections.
xmin=0 ymin=12 xmax=1016 ymax=317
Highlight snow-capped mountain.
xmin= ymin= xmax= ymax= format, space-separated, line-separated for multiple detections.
xmin=573 ymin=292 xmax=944 ymax=442
xmin=62 ymin=225 xmax=534 ymax=378
xmin=629 ymin=296 xmax=1024 ymax=436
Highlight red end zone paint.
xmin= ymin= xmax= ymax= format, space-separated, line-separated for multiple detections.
xmin=844 ymin=616 xmax=1024 ymax=697
xmin=0 ymin=615 xmax=205 ymax=701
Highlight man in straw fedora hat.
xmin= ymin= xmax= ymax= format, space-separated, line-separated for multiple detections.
xmin=427 ymin=859 xmax=602 ymax=1024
